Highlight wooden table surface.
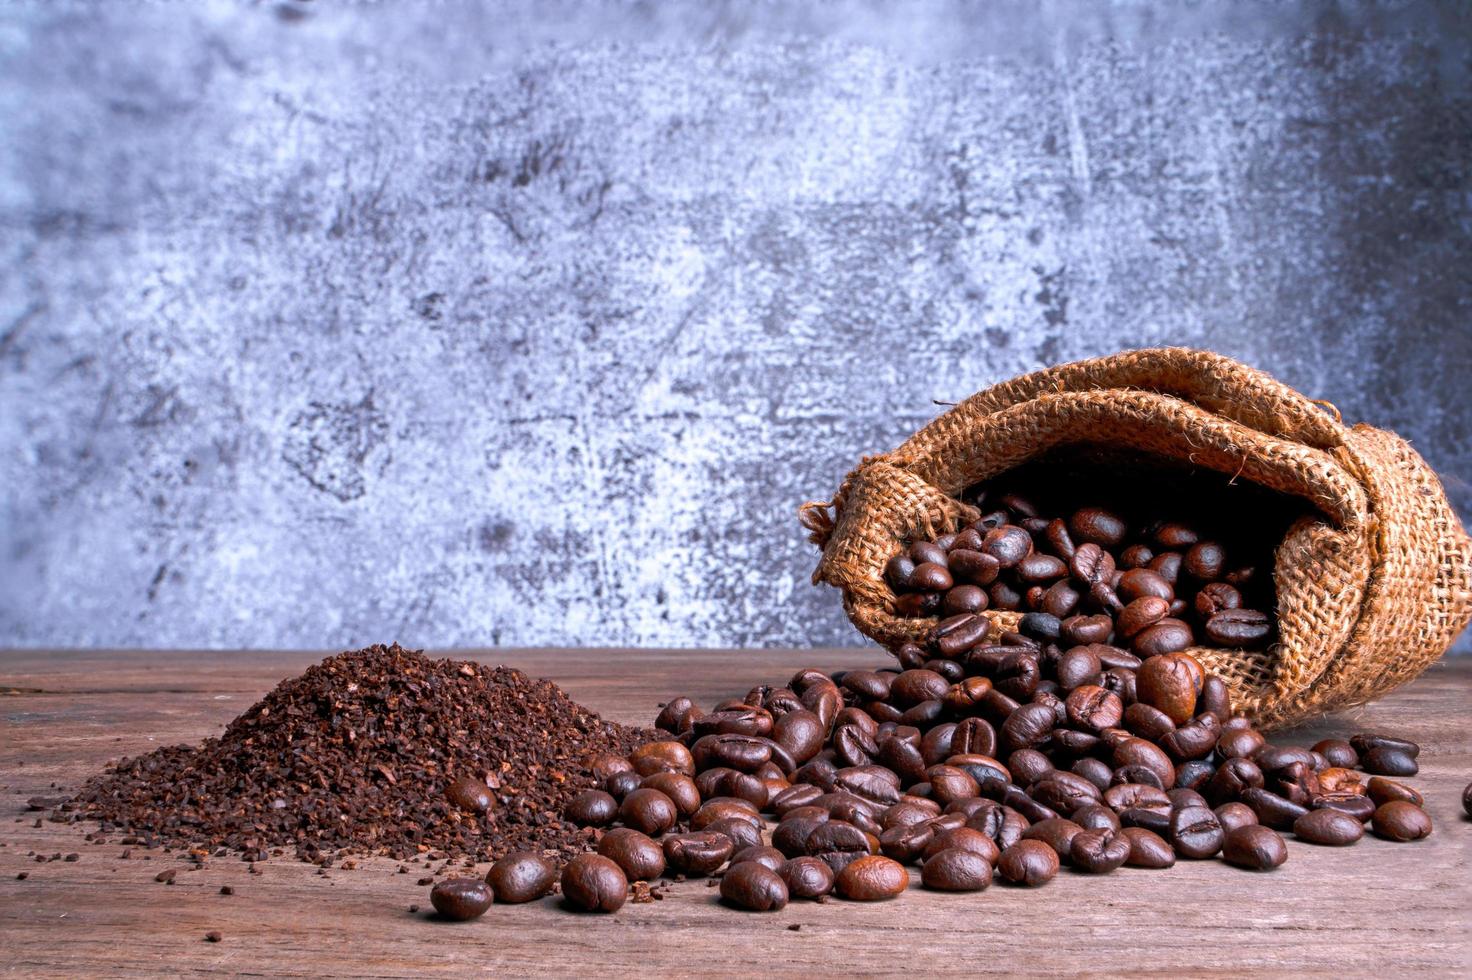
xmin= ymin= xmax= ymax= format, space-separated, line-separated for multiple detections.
xmin=2 ymin=648 xmax=1469 ymax=978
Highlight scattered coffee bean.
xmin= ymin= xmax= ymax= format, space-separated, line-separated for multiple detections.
xmin=1293 ymin=808 xmax=1364 ymax=846
xmin=1121 ymin=827 xmax=1175 ymax=868
xmin=598 ymin=828 xmax=666 ymax=881
xmin=997 ymin=840 xmax=1059 ymax=887
xmin=486 ymin=852 xmax=557 ymax=904
xmin=204 ymin=931 xmax=222 ymax=943
xmin=565 ymin=789 xmax=618 ymax=827
xmin=1370 ymin=801 xmax=1433 ymax=842
xmin=922 ymin=847 xmax=993 ymax=891
xmin=430 ymin=877 xmax=493 ymax=921
xmin=780 ymin=856 xmax=836 ymax=899
xmin=1069 ymin=829 xmax=1131 ymax=873
xmin=1222 ymin=825 xmax=1287 ymax=870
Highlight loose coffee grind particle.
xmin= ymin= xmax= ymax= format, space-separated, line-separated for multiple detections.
xmin=64 ymin=644 xmax=654 ymax=864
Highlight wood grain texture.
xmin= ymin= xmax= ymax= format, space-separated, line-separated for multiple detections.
xmin=2 ymin=649 xmax=1469 ymax=978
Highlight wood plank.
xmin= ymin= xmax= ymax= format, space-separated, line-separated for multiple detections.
xmin=2 ymin=649 xmax=1469 ymax=977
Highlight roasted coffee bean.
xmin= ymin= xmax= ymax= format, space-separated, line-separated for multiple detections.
xmin=591 ymin=753 xmax=636 ymax=782
xmin=982 ymin=526 xmax=1034 ymax=568
xmin=779 ymin=856 xmax=836 ymax=899
xmin=1001 ymin=784 xmax=1059 ymax=824
xmin=1121 ymin=826 xmax=1176 ymax=868
xmin=1002 ymin=702 xmax=1056 ymax=752
xmin=1132 ymin=620 xmax=1193 ymax=657
xmin=1205 ymin=757 xmax=1264 ymax=806
xmin=922 ymin=827 xmax=1000 ymax=866
xmin=1065 ymin=685 xmax=1123 ymax=731
xmin=835 ymin=855 xmax=909 ymax=901
xmin=909 ymin=562 xmax=954 ymax=592
xmin=772 ymin=710 xmax=827 ymax=765
xmin=655 ymin=696 xmax=702 ymax=733
xmin=561 ymin=854 xmax=628 ymax=912
xmin=1215 ymin=727 xmax=1265 ymax=761
xmin=1117 ymin=569 xmax=1173 ymax=604
xmin=1198 ymin=676 xmax=1231 ymax=719
xmin=1349 ymin=733 xmax=1420 ymax=758
xmin=486 ymin=852 xmax=557 ymax=904
xmin=1169 ymin=805 xmax=1224 ymax=859
xmin=926 ymin=765 xmax=981 ymax=805
xmin=1213 ymin=802 xmax=1258 ymax=834
xmin=1366 ymin=777 xmax=1423 ymax=808
xmin=1463 ymin=781 xmax=1472 ymax=818
xmin=731 ymin=845 xmax=787 ymax=872
xmin=1204 ymin=609 xmax=1272 ymax=648
xmin=949 ymin=550 xmax=1001 ymax=587
xmin=1222 ymin=825 xmax=1287 ymax=870
xmin=1183 ymin=541 xmax=1226 ymax=580
xmin=641 ymin=772 xmax=701 ymax=818
xmin=1008 ymin=748 xmax=1054 ymax=785
xmin=1311 ymin=793 xmax=1375 ymax=823
xmin=618 ymin=788 xmax=678 ymax=836
xmin=662 ymin=832 xmax=735 ymax=876
xmin=1148 ymin=551 xmax=1183 ymax=584
xmin=1112 ymin=738 xmax=1176 ymax=789
xmin=1167 ymin=787 xmax=1209 ymax=810
xmin=446 ymin=776 xmax=493 ymax=813
xmin=1054 ymin=647 xmax=1102 ymax=690
xmin=1061 ymin=615 xmax=1114 ymax=646
xmin=430 ymin=877 xmax=493 ymax=921
xmin=1070 ymin=543 xmax=1116 ymax=587
xmin=1315 ymin=767 xmax=1362 ymax=796
xmin=1254 ymin=744 xmax=1315 ymax=774
xmin=1069 ymin=828 xmax=1131 ymax=873
xmin=1160 ymin=714 xmax=1221 ymax=762
xmin=1068 ymin=507 xmax=1127 ymax=548
xmin=1293 ymin=807 xmax=1364 ymax=846
xmin=997 ymin=839 xmax=1058 ymax=886
xmin=630 ymin=740 xmax=696 ymax=777
xmin=598 ymin=828 xmax=666 ymax=881
xmin=1123 ymin=703 xmax=1176 ymax=742
xmin=911 ymin=540 xmax=949 ymax=567
xmin=950 ymin=717 xmax=999 ymax=758
xmin=1360 ymin=746 xmax=1418 ymax=776
xmin=1018 ymin=554 xmax=1068 ymax=583
xmin=1116 ymin=596 xmax=1170 ymax=639
xmin=1240 ymin=788 xmax=1308 ymax=831
xmin=922 ymin=847 xmax=993 ymax=891
xmin=1371 ymin=801 xmax=1432 ymax=842
xmin=1193 ymin=582 xmax=1242 ymax=618
xmin=1311 ymin=738 xmax=1358 ymax=769
xmin=1072 ymin=758 xmax=1114 ymax=793
xmin=942 ymin=585 xmax=989 ymax=616
xmin=1022 ymin=817 xmax=1084 ymax=857
xmin=565 ymin=789 xmax=618 ymax=827
xmin=721 ymin=861 xmax=789 ymax=911
xmin=1136 ymin=653 xmax=1202 ymax=724
xmin=1173 ymin=759 xmax=1215 ymax=791
xmin=1030 ymin=772 xmax=1102 ymax=814
xmin=1072 ymin=803 xmax=1122 ymax=832
xmin=931 ymin=613 xmax=993 ymax=657
xmin=1119 ymin=807 xmax=1171 ymax=834
xmin=1104 ymin=782 xmax=1171 ymax=815
xmin=994 ymin=652 xmax=1042 ymax=701
xmin=605 ymin=769 xmax=643 ymax=801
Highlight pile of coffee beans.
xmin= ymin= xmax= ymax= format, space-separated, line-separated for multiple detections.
xmin=544 ymin=491 xmax=1437 ymax=913
xmin=63 ymin=644 xmax=653 ymax=864
xmin=885 ymin=494 xmax=1275 ymax=656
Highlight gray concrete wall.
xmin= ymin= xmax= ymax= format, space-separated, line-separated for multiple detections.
xmin=1 ymin=2 xmax=1468 ymax=652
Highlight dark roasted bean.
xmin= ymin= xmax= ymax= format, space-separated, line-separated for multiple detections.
xmin=1135 ymin=653 xmax=1203 ymax=724
xmin=1360 ymin=745 xmax=1418 ymax=776
xmin=561 ymin=854 xmax=628 ymax=912
xmin=486 ymin=852 xmax=557 ymax=904
xmin=1069 ymin=828 xmax=1131 ymax=873
xmin=835 ymin=855 xmax=909 ymax=901
xmin=1311 ymin=738 xmax=1358 ymax=769
xmin=921 ymin=847 xmax=993 ymax=891
xmin=997 ymin=840 xmax=1059 ymax=886
xmin=1169 ymin=805 xmax=1224 ymax=859
xmin=618 ymin=788 xmax=678 ymax=836
xmin=446 ymin=776 xmax=493 ymax=813
xmin=721 ymin=861 xmax=789 ymax=911
xmin=1293 ymin=807 xmax=1364 ymax=846
xmin=1222 ymin=825 xmax=1287 ymax=870
xmin=1366 ymin=776 xmax=1423 ymax=808
xmin=565 ymin=789 xmax=618 ymax=827
xmin=1371 ymin=801 xmax=1432 ymax=841
xmin=662 ymin=832 xmax=735 ymax=876
xmin=1204 ymin=608 xmax=1272 ymax=648
xmin=598 ymin=828 xmax=666 ymax=881
xmin=1240 ymin=787 xmax=1308 ymax=831
xmin=1022 ymin=817 xmax=1084 ymax=857
xmin=430 ymin=878 xmax=493 ymax=921
xmin=1121 ymin=826 xmax=1176 ymax=868
xmin=1213 ymin=802 xmax=1258 ymax=834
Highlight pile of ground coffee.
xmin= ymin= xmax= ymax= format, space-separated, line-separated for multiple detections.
xmin=64 ymin=644 xmax=652 ymax=864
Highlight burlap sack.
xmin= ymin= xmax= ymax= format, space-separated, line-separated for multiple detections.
xmin=799 ymin=348 xmax=1472 ymax=730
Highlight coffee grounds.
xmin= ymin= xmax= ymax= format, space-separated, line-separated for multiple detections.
xmin=62 ymin=644 xmax=653 ymax=864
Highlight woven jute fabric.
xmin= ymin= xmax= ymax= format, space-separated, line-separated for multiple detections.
xmin=799 ymin=348 xmax=1472 ymax=730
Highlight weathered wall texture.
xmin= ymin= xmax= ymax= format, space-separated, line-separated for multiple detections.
xmin=1 ymin=2 xmax=1468 ymax=651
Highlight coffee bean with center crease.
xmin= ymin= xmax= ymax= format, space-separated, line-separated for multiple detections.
xmin=486 ymin=852 xmax=556 ymax=904
xmin=1204 ymin=609 xmax=1272 ymax=648
xmin=931 ymin=613 xmax=992 ymax=657
xmin=663 ymin=832 xmax=735 ymax=876
xmin=598 ymin=828 xmax=666 ymax=881
xmin=1371 ymin=801 xmax=1433 ymax=842
xmin=780 ymin=856 xmax=836 ymax=899
xmin=1293 ymin=808 xmax=1364 ymax=846
xmin=1169 ymin=805 xmax=1225 ymax=859
xmin=1069 ymin=828 xmax=1131 ymax=873
xmin=1136 ymin=653 xmax=1203 ymax=725
xmin=430 ymin=878 xmax=493 ymax=921
xmin=836 ymin=855 xmax=909 ymax=901
xmin=630 ymin=740 xmax=695 ymax=777
xmin=721 ymin=861 xmax=789 ymax=911
xmin=1222 ymin=825 xmax=1288 ymax=870
xmin=922 ymin=847 xmax=993 ymax=891
xmin=1002 ymin=703 xmax=1057 ymax=753
xmin=997 ymin=840 xmax=1059 ymax=886
xmin=561 ymin=855 xmax=628 ymax=912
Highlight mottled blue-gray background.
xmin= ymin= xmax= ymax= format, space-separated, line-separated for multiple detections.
xmin=1 ymin=1 xmax=1469 ymax=652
